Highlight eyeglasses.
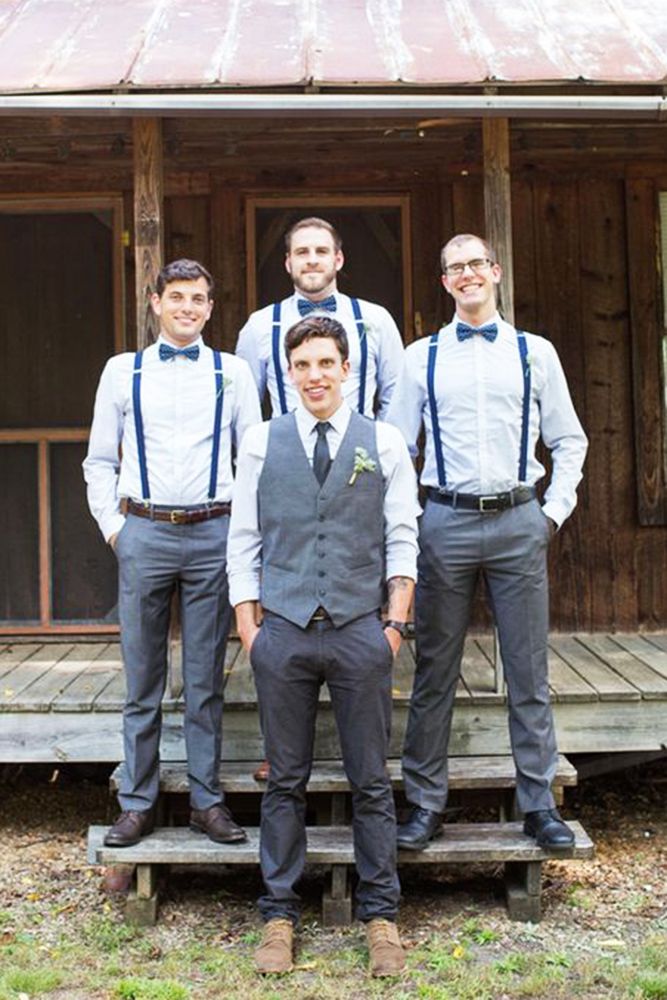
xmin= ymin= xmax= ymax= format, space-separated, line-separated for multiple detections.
xmin=443 ymin=257 xmax=495 ymax=277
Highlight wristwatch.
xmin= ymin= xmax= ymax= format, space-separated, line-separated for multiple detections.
xmin=383 ymin=620 xmax=409 ymax=639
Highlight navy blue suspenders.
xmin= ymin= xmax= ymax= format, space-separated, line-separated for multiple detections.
xmin=426 ymin=328 xmax=532 ymax=489
xmin=271 ymin=298 xmax=369 ymax=415
xmin=132 ymin=348 xmax=224 ymax=503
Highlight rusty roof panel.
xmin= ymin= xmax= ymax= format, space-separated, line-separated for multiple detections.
xmin=0 ymin=0 xmax=664 ymax=94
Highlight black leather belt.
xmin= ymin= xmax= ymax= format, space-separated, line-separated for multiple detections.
xmin=426 ymin=485 xmax=536 ymax=513
xmin=125 ymin=499 xmax=231 ymax=524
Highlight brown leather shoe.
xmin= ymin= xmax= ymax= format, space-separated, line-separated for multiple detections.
xmin=189 ymin=804 xmax=247 ymax=844
xmin=366 ymin=919 xmax=406 ymax=977
xmin=254 ymin=918 xmax=294 ymax=974
xmin=104 ymin=809 xmax=155 ymax=847
xmin=253 ymin=759 xmax=270 ymax=781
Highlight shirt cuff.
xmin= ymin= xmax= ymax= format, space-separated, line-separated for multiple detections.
xmin=102 ymin=513 xmax=127 ymax=544
xmin=541 ymin=500 xmax=567 ymax=530
xmin=229 ymin=575 xmax=261 ymax=608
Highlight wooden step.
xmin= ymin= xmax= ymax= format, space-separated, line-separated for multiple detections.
xmin=109 ymin=754 xmax=578 ymax=795
xmin=88 ymin=820 xmax=593 ymax=866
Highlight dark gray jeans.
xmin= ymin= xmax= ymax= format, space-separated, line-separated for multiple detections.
xmin=250 ymin=610 xmax=399 ymax=924
xmin=115 ymin=513 xmax=232 ymax=811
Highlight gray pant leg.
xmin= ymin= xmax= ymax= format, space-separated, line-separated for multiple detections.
xmin=402 ymin=502 xmax=479 ymax=813
xmin=251 ymin=615 xmax=321 ymax=924
xmin=179 ymin=516 xmax=232 ymax=811
xmin=324 ymin=614 xmax=400 ymax=922
xmin=116 ymin=516 xmax=176 ymax=811
xmin=484 ymin=500 xmax=557 ymax=813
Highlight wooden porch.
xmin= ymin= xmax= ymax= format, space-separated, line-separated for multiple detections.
xmin=2 ymin=633 xmax=666 ymax=763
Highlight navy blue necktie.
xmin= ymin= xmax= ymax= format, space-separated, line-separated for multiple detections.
xmin=159 ymin=343 xmax=200 ymax=362
xmin=456 ymin=322 xmax=498 ymax=343
xmin=297 ymin=295 xmax=337 ymax=317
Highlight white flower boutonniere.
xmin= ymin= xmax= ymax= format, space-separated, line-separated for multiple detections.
xmin=349 ymin=446 xmax=377 ymax=485
xmin=216 ymin=376 xmax=233 ymax=399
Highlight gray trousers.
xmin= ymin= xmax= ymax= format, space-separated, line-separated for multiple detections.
xmin=114 ymin=513 xmax=232 ymax=811
xmin=403 ymin=497 xmax=557 ymax=816
xmin=250 ymin=611 xmax=399 ymax=924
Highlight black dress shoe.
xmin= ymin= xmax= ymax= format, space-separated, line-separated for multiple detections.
xmin=397 ymin=806 xmax=443 ymax=851
xmin=190 ymin=804 xmax=247 ymax=844
xmin=104 ymin=809 xmax=155 ymax=847
xmin=523 ymin=808 xmax=575 ymax=851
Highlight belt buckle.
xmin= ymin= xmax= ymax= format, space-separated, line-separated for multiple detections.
xmin=170 ymin=509 xmax=187 ymax=524
xmin=479 ymin=495 xmax=498 ymax=513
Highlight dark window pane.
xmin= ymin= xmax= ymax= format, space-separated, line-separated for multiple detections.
xmin=0 ymin=212 xmax=115 ymax=428
xmin=0 ymin=444 xmax=39 ymax=622
xmin=50 ymin=442 xmax=118 ymax=624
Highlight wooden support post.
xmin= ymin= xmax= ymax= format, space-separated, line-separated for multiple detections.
xmin=483 ymin=115 xmax=514 ymax=695
xmin=322 ymin=791 xmax=352 ymax=924
xmin=133 ymin=117 xmax=163 ymax=349
xmin=126 ymin=863 xmax=159 ymax=925
xmin=505 ymin=860 xmax=542 ymax=923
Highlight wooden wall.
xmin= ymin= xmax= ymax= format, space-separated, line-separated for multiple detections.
xmin=0 ymin=115 xmax=664 ymax=632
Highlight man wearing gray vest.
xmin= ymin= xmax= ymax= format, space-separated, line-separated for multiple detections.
xmin=228 ymin=315 xmax=419 ymax=977
xmin=387 ymin=234 xmax=587 ymax=854
xmin=84 ymin=259 xmax=261 ymax=849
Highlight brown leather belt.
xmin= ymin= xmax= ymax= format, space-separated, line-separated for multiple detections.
xmin=125 ymin=498 xmax=231 ymax=525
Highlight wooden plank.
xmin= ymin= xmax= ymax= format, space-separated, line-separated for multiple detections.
xmin=211 ymin=183 xmax=244 ymax=353
xmin=610 ymin=634 xmax=667 ymax=682
xmin=112 ymin=753 xmax=577 ymax=795
xmin=577 ymin=635 xmax=667 ymax=698
xmin=133 ymin=117 xmax=163 ymax=349
xmin=52 ymin=644 xmax=123 ymax=712
xmin=552 ymin=636 xmax=640 ymax=701
xmin=7 ymin=643 xmax=109 ymax=711
xmin=0 ymin=644 xmax=42 ymax=671
xmin=483 ymin=116 xmax=514 ymax=323
xmin=460 ymin=637 xmax=504 ymax=704
xmin=625 ymin=177 xmax=666 ymax=525
xmin=88 ymin=821 xmax=593 ymax=867
xmin=0 ymin=644 xmax=74 ymax=707
xmin=547 ymin=649 xmax=597 ymax=703
xmin=646 ymin=634 xmax=667 ymax=653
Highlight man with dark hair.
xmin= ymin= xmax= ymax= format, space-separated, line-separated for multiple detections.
xmin=228 ymin=315 xmax=419 ymax=977
xmin=84 ymin=258 xmax=261 ymax=848
xmin=236 ymin=216 xmax=404 ymax=419
xmin=387 ymin=233 xmax=588 ymax=853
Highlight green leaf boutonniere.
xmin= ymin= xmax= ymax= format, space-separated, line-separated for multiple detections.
xmin=349 ymin=446 xmax=377 ymax=485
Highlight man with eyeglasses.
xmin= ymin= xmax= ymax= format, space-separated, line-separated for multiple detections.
xmin=386 ymin=233 xmax=587 ymax=853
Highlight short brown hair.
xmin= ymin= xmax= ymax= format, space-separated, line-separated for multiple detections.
xmin=284 ymin=315 xmax=349 ymax=364
xmin=284 ymin=217 xmax=343 ymax=253
xmin=156 ymin=259 xmax=214 ymax=298
xmin=440 ymin=234 xmax=496 ymax=274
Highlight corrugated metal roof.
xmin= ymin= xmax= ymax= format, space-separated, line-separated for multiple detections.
xmin=0 ymin=0 xmax=665 ymax=94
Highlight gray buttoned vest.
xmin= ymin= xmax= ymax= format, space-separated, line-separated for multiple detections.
xmin=258 ymin=411 xmax=385 ymax=627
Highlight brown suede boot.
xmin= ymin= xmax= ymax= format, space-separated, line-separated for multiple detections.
xmin=254 ymin=918 xmax=294 ymax=974
xmin=366 ymin=919 xmax=405 ymax=977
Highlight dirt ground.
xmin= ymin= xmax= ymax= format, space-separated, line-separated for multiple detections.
xmin=0 ymin=758 xmax=666 ymax=999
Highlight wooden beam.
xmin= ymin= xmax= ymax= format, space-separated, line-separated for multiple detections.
xmin=483 ymin=117 xmax=514 ymax=323
xmin=625 ymin=177 xmax=667 ymax=525
xmin=133 ymin=118 xmax=163 ymax=348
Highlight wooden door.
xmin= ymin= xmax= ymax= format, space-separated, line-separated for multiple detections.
xmin=0 ymin=198 xmax=124 ymax=634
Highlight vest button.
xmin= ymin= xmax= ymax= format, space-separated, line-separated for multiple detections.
xmin=318 ymin=533 xmax=325 ymax=540
xmin=318 ymin=570 xmax=325 ymax=577
xmin=319 ymin=588 xmax=326 ymax=596
xmin=318 ymin=514 xmax=325 ymax=521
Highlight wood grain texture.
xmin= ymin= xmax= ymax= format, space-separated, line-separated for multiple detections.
xmin=133 ymin=118 xmax=163 ymax=349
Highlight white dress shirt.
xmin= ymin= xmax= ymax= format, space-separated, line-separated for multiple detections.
xmin=83 ymin=337 xmax=262 ymax=541
xmin=235 ymin=291 xmax=404 ymax=419
xmin=227 ymin=400 xmax=420 ymax=607
xmin=386 ymin=314 xmax=588 ymax=527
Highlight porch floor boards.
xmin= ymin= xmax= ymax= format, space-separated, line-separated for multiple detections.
xmin=0 ymin=633 xmax=665 ymax=761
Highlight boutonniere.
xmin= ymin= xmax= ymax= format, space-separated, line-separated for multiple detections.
xmin=216 ymin=376 xmax=233 ymax=398
xmin=349 ymin=446 xmax=377 ymax=485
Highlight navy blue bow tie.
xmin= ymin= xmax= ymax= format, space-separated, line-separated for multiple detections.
xmin=297 ymin=295 xmax=337 ymax=317
xmin=159 ymin=343 xmax=200 ymax=362
xmin=456 ymin=322 xmax=498 ymax=343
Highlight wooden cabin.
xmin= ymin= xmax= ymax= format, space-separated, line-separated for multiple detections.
xmin=0 ymin=0 xmax=666 ymax=763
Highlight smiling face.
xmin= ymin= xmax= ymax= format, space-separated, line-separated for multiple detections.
xmin=285 ymin=225 xmax=344 ymax=300
xmin=287 ymin=335 xmax=350 ymax=420
xmin=441 ymin=237 xmax=502 ymax=325
xmin=151 ymin=276 xmax=213 ymax=346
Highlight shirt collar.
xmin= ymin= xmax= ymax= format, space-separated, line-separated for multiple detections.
xmin=290 ymin=289 xmax=341 ymax=307
xmin=295 ymin=399 xmax=351 ymax=437
xmin=155 ymin=334 xmax=205 ymax=350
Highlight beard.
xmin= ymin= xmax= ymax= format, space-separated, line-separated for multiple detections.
xmin=291 ymin=265 xmax=338 ymax=298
